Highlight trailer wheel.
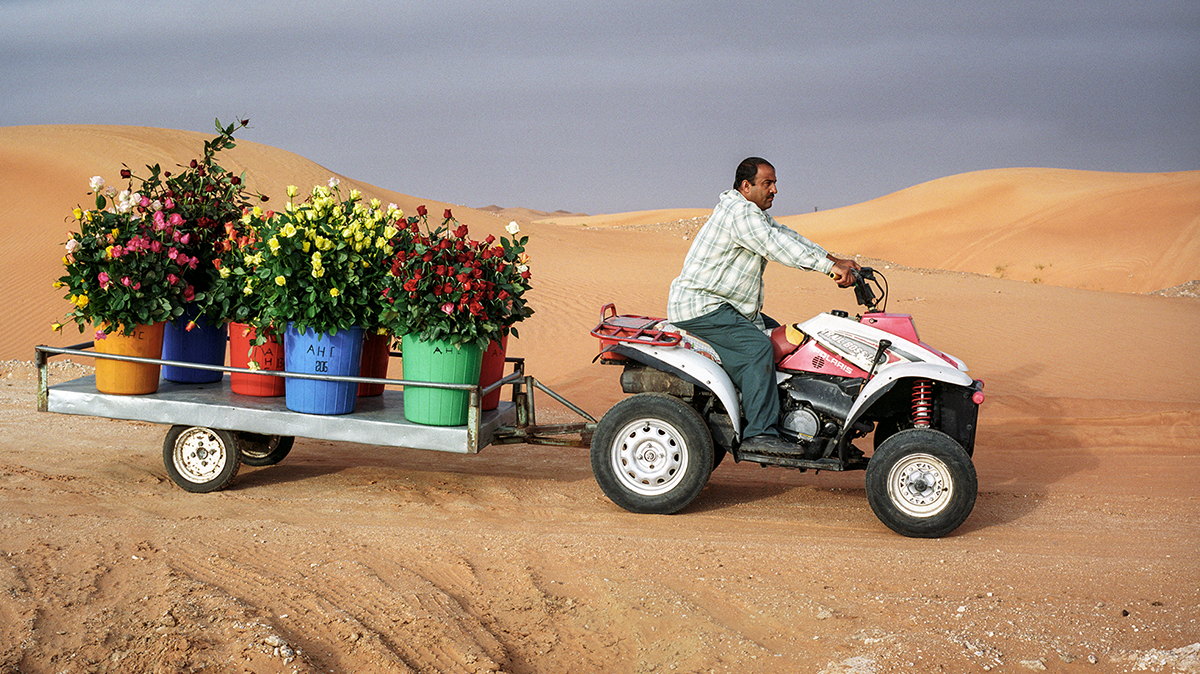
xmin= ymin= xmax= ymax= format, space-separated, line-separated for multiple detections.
xmin=866 ymin=428 xmax=976 ymax=538
xmin=163 ymin=426 xmax=240 ymax=493
xmin=236 ymin=433 xmax=294 ymax=467
xmin=591 ymin=393 xmax=714 ymax=514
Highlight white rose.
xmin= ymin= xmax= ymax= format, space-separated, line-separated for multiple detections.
xmin=506 ymin=221 xmax=520 ymax=236
xmin=116 ymin=190 xmax=133 ymax=213
xmin=89 ymin=176 xmax=105 ymax=192
xmin=328 ymin=177 xmax=340 ymax=189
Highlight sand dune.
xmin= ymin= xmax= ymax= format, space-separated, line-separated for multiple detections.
xmin=531 ymin=208 xmax=713 ymax=228
xmin=782 ymin=168 xmax=1200 ymax=294
xmin=478 ymin=205 xmax=587 ymax=221
xmin=2 ymin=125 xmax=1198 ymax=672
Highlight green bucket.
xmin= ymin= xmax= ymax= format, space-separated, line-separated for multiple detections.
xmin=401 ymin=335 xmax=483 ymax=426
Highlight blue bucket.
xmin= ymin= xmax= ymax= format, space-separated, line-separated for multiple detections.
xmin=283 ymin=324 xmax=364 ymax=415
xmin=162 ymin=307 xmax=227 ymax=384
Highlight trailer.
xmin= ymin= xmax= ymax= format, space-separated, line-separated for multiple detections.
xmin=34 ymin=342 xmax=596 ymax=493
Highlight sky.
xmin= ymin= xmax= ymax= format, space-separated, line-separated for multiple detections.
xmin=2 ymin=0 xmax=1197 ymax=216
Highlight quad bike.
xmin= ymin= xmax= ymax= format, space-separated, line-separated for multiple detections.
xmin=590 ymin=268 xmax=985 ymax=538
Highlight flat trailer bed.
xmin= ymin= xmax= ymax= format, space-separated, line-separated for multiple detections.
xmin=35 ymin=342 xmax=595 ymax=493
xmin=43 ymin=374 xmax=517 ymax=454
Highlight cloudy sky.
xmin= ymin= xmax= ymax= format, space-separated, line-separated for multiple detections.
xmin=3 ymin=0 xmax=1196 ymax=215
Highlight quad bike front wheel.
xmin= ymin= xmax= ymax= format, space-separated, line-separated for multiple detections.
xmin=163 ymin=425 xmax=241 ymax=493
xmin=865 ymin=428 xmax=977 ymax=538
xmin=591 ymin=393 xmax=714 ymax=514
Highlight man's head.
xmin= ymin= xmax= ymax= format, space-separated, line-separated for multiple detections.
xmin=734 ymin=157 xmax=777 ymax=210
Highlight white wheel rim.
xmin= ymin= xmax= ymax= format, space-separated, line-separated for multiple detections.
xmin=610 ymin=417 xmax=689 ymax=496
xmin=887 ymin=452 xmax=953 ymax=518
xmin=173 ymin=428 xmax=229 ymax=483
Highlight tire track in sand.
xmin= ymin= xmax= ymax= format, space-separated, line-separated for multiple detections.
xmin=164 ymin=530 xmax=507 ymax=673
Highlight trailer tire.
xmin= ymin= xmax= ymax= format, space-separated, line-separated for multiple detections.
xmin=163 ymin=425 xmax=241 ymax=493
xmin=591 ymin=393 xmax=714 ymax=514
xmin=236 ymin=433 xmax=294 ymax=467
xmin=866 ymin=428 xmax=976 ymax=538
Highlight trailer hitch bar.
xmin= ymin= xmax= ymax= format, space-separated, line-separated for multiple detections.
xmin=493 ymin=374 xmax=597 ymax=448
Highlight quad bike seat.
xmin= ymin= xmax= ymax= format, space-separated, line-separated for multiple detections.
xmin=592 ymin=303 xmax=785 ymax=366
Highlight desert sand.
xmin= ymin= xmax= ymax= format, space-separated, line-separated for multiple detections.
xmin=1 ymin=126 xmax=1197 ymax=673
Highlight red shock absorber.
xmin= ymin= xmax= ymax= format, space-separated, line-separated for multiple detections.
xmin=911 ymin=379 xmax=934 ymax=428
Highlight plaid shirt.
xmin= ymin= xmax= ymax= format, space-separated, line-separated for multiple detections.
xmin=668 ymin=189 xmax=834 ymax=324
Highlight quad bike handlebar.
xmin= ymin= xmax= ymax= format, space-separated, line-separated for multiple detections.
xmin=850 ymin=267 xmax=887 ymax=313
xmin=828 ymin=265 xmax=885 ymax=311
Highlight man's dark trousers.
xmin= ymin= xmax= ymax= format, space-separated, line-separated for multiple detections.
xmin=673 ymin=303 xmax=779 ymax=439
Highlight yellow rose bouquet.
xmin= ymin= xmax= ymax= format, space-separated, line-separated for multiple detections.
xmin=251 ymin=179 xmax=402 ymax=338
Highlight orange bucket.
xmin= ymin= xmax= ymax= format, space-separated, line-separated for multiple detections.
xmin=94 ymin=323 xmax=165 ymax=395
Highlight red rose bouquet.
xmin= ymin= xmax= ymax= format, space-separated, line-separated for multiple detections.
xmin=382 ymin=208 xmax=532 ymax=350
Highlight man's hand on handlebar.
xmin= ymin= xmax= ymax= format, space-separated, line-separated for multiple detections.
xmin=827 ymin=255 xmax=861 ymax=288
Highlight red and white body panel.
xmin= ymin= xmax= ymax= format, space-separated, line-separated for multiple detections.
xmin=610 ymin=311 xmax=973 ymax=442
xmin=789 ymin=312 xmax=966 ymax=375
xmin=787 ymin=312 xmax=974 ymax=432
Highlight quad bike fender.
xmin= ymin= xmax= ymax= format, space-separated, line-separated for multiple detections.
xmin=610 ymin=342 xmax=742 ymax=438
xmin=842 ymin=361 xmax=974 ymax=437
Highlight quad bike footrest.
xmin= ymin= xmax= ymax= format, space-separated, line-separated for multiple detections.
xmin=739 ymin=453 xmax=849 ymax=471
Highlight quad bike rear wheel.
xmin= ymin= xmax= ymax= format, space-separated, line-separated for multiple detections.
xmin=591 ymin=393 xmax=714 ymax=514
xmin=712 ymin=446 xmax=727 ymax=470
xmin=866 ymin=428 xmax=977 ymax=538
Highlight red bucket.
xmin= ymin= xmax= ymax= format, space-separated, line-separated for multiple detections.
xmin=229 ymin=323 xmax=285 ymax=397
